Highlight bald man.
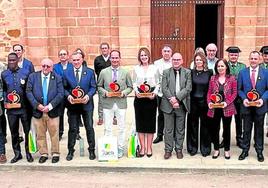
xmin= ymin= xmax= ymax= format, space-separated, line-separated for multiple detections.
xmin=26 ymin=58 xmax=64 ymax=164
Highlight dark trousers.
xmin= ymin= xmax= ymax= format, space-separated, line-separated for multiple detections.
xmin=67 ymin=110 xmax=95 ymax=152
xmin=0 ymin=120 xmax=5 ymax=154
xmin=59 ymin=115 xmax=64 ymax=137
xmin=242 ymin=109 xmax=265 ymax=154
xmin=7 ymin=113 xmax=30 ymax=155
xmin=210 ymin=109 xmax=232 ymax=151
xmin=0 ymin=101 xmax=6 ymax=138
xmin=157 ymin=96 xmax=164 ymax=137
xmin=187 ymin=98 xmax=211 ymax=155
xmin=234 ymin=98 xmax=243 ymax=144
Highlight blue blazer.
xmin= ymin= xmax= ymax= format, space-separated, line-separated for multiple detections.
xmin=238 ymin=67 xmax=268 ymax=115
xmin=22 ymin=58 xmax=35 ymax=73
xmin=53 ymin=62 xmax=72 ymax=77
xmin=63 ymin=64 xmax=96 ymax=111
xmin=26 ymin=71 xmax=64 ymax=118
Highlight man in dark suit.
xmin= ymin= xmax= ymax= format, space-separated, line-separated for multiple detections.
xmin=1 ymin=52 xmax=32 ymax=163
xmin=94 ymin=42 xmax=111 ymax=125
xmin=64 ymin=52 xmax=97 ymax=161
xmin=238 ymin=51 xmax=268 ymax=162
xmin=26 ymin=58 xmax=64 ymax=163
xmin=160 ymin=52 xmax=191 ymax=160
xmin=13 ymin=44 xmax=35 ymax=143
xmin=53 ymin=49 xmax=72 ymax=140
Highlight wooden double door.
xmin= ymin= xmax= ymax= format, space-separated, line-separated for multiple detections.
xmin=151 ymin=0 xmax=225 ymax=67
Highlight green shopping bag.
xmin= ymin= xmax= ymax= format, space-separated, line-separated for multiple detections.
xmin=127 ymin=134 xmax=138 ymax=158
xmin=28 ymin=130 xmax=37 ymax=153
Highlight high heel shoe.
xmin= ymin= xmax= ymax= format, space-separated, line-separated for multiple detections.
xmin=137 ymin=151 xmax=145 ymax=158
xmin=224 ymin=151 xmax=231 ymax=160
xmin=212 ymin=151 xmax=220 ymax=159
xmin=147 ymin=153 xmax=152 ymax=158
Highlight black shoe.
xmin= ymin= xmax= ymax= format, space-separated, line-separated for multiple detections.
xmin=76 ymin=134 xmax=81 ymax=140
xmin=18 ymin=136 xmax=24 ymax=143
xmin=26 ymin=153 xmax=34 ymax=163
xmin=257 ymin=153 xmax=264 ymax=162
xmin=10 ymin=154 xmax=22 ymax=163
xmin=201 ymin=153 xmax=210 ymax=157
xmin=66 ymin=151 xmax=74 ymax=161
xmin=39 ymin=156 xmax=48 ymax=163
xmin=147 ymin=153 xmax=152 ymax=158
xmin=212 ymin=151 xmax=220 ymax=159
xmin=238 ymin=151 xmax=248 ymax=160
xmin=52 ymin=156 xmax=60 ymax=163
xmin=89 ymin=151 xmax=96 ymax=160
xmin=153 ymin=136 xmax=163 ymax=144
xmin=189 ymin=151 xmax=197 ymax=156
xmin=219 ymin=140 xmax=224 ymax=148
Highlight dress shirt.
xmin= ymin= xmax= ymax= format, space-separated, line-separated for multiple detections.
xmin=73 ymin=66 xmax=83 ymax=83
xmin=41 ymin=72 xmax=53 ymax=110
xmin=61 ymin=62 xmax=68 ymax=70
xmin=154 ymin=58 xmax=172 ymax=97
xmin=111 ymin=67 xmax=119 ymax=81
xmin=249 ymin=66 xmax=259 ymax=87
xmin=102 ymin=55 xmax=110 ymax=62
xmin=132 ymin=64 xmax=160 ymax=94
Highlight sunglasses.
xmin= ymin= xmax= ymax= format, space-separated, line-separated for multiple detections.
xmin=42 ymin=65 xmax=52 ymax=68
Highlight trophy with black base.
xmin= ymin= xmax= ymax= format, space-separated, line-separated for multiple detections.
xmin=138 ymin=81 xmax=153 ymax=98
xmin=210 ymin=92 xmax=224 ymax=108
xmin=71 ymin=86 xmax=85 ymax=104
xmin=247 ymin=89 xmax=260 ymax=106
xmin=5 ymin=90 xmax=21 ymax=109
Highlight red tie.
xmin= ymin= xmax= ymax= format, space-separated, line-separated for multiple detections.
xmin=251 ymin=69 xmax=256 ymax=89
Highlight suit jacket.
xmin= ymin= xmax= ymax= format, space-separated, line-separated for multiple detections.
xmin=1 ymin=68 xmax=30 ymax=115
xmin=238 ymin=67 xmax=268 ymax=115
xmin=97 ymin=66 xmax=133 ymax=109
xmin=64 ymin=64 xmax=96 ymax=112
xmin=53 ymin=62 xmax=72 ymax=77
xmin=160 ymin=67 xmax=192 ymax=113
xmin=26 ymin=71 xmax=64 ymax=118
xmin=94 ymin=55 xmax=111 ymax=79
xmin=207 ymin=75 xmax=237 ymax=117
xmin=22 ymin=58 xmax=35 ymax=73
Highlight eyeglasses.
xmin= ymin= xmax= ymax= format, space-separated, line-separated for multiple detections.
xmin=59 ymin=53 xmax=67 ymax=56
xmin=42 ymin=65 xmax=51 ymax=68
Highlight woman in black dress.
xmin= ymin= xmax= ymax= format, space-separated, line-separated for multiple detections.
xmin=187 ymin=52 xmax=213 ymax=157
xmin=132 ymin=47 xmax=159 ymax=157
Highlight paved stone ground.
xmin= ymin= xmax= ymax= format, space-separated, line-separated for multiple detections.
xmin=1 ymin=95 xmax=268 ymax=174
xmin=0 ymin=170 xmax=268 ymax=188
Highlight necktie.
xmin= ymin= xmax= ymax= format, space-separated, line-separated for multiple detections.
xmin=251 ymin=69 xmax=256 ymax=89
xmin=112 ymin=69 xmax=117 ymax=82
xmin=42 ymin=76 xmax=48 ymax=105
xmin=75 ymin=69 xmax=80 ymax=83
xmin=175 ymin=70 xmax=180 ymax=95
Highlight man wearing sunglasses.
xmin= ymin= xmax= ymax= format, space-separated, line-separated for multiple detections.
xmin=1 ymin=53 xmax=32 ymax=163
xmin=26 ymin=58 xmax=64 ymax=163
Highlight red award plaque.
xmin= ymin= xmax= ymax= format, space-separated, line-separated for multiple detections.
xmin=138 ymin=81 xmax=153 ymax=98
xmin=210 ymin=93 xmax=224 ymax=108
xmin=5 ymin=90 xmax=21 ymax=109
xmin=71 ymin=86 xmax=85 ymax=104
xmin=247 ymin=89 xmax=260 ymax=106
xmin=107 ymin=81 xmax=121 ymax=97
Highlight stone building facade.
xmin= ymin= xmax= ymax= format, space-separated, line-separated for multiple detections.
xmin=0 ymin=0 xmax=267 ymax=67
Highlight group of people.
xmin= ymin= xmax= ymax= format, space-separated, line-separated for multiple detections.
xmin=0 ymin=42 xmax=268 ymax=165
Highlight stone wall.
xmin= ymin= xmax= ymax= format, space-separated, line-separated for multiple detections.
xmin=0 ymin=0 xmax=268 ymax=66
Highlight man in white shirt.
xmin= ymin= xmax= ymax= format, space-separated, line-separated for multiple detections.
xmin=153 ymin=44 xmax=173 ymax=144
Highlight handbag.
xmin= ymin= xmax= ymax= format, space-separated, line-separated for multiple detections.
xmin=97 ymin=136 xmax=118 ymax=161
